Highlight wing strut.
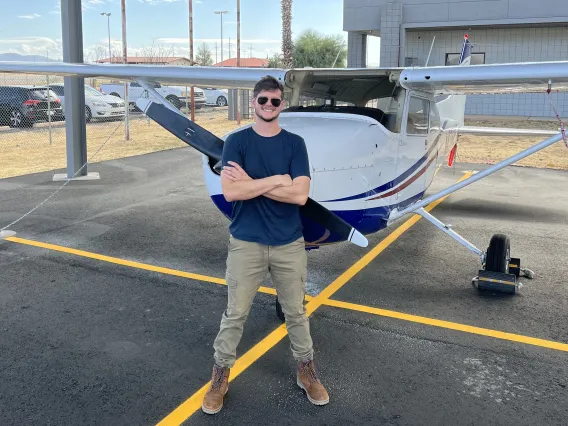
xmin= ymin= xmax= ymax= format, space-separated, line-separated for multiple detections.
xmin=388 ymin=132 xmax=565 ymax=222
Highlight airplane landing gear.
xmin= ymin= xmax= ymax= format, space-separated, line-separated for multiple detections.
xmin=472 ymin=233 xmax=534 ymax=294
xmin=275 ymin=297 xmax=285 ymax=322
xmin=413 ymin=207 xmax=534 ymax=295
xmin=275 ymin=295 xmax=308 ymax=323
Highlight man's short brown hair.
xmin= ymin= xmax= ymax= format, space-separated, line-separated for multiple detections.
xmin=253 ymin=75 xmax=284 ymax=98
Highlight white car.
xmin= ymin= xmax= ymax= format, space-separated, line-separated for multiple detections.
xmin=48 ymin=84 xmax=125 ymax=122
xmin=102 ymin=83 xmax=207 ymax=110
xmin=202 ymin=87 xmax=229 ymax=107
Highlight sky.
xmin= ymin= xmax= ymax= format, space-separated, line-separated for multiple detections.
xmin=0 ymin=0 xmax=380 ymax=65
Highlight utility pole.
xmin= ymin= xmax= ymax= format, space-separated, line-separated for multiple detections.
xmin=236 ymin=0 xmax=241 ymax=124
xmin=215 ymin=42 xmax=218 ymax=63
xmin=228 ymin=38 xmax=232 ymax=60
xmin=214 ymin=10 xmax=228 ymax=63
xmin=121 ymin=0 xmax=129 ymax=140
xmin=249 ymin=44 xmax=253 ymax=58
xmin=189 ymin=0 xmax=195 ymax=121
xmin=100 ymin=12 xmax=111 ymax=62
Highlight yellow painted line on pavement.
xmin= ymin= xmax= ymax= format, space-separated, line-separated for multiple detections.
xmin=156 ymin=172 xmax=473 ymax=425
xmin=5 ymin=236 xmax=281 ymax=294
xmin=7 ymin=224 xmax=566 ymax=355
xmin=322 ymin=299 xmax=568 ymax=352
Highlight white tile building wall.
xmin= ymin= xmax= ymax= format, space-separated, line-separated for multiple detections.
xmin=348 ymin=32 xmax=367 ymax=68
xmin=344 ymin=0 xmax=568 ymax=118
xmin=404 ymin=28 xmax=568 ymax=117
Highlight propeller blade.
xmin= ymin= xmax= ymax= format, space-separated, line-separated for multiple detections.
xmin=137 ymin=99 xmax=223 ymax=161
xmin=300 ymin=199 xmax=368 ymax=247
xmin=138 ymin=98 xmax=368 ymax=247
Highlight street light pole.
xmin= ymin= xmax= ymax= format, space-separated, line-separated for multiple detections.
xmin=100 ymin=12 xmax=111 ymax=62
xmin=214 ymin=10 xmax=228 ymax=63
xmin=120 ymin=0 xmax=129 ymax=140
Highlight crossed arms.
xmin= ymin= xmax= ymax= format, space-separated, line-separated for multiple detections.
xmin=221 ymin=161 xmax=310 ymax=206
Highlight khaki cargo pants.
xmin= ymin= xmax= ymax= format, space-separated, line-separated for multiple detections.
xmin=213 ymin=235 xmax=313 ymax=368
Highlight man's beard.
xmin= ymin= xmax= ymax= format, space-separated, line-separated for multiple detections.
xmin=255 ymin=108 xmax=279 ymax=122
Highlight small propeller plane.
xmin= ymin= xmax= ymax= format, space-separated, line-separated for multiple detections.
xmin=1 ymin=35 xmax=567 ymax=302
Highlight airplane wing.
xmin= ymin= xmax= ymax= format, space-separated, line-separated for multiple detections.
xmin=455 ymin=126 xmax=559 ymax=137
xmin=0 ymin=61 xmax=287 ymax=89
xmin=399 ymin=61 xmax=568 ymax=95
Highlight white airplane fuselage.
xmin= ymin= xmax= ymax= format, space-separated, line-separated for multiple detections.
xmin=203 ymin=89 xmax=458 ymax=247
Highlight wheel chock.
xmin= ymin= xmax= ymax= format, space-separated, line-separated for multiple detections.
xmin=473 ymin=269 xmax=520 ymax=294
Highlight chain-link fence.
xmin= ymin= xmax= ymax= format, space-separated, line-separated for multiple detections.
xmin=0 ymin=73 xmax=254 ymax=179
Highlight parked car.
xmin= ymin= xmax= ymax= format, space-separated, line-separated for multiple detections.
xmin=202 ymin=87 xmax=229 ymax=107
xmin=45 ymin=83 xmax=126 ymax=122
xmin=0 ymin=85 xmax=63 ymax=127
xmin=100 ymin=82 xmax=206 ymax=110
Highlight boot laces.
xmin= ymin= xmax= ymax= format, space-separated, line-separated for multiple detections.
xmin=211 ymin=365 xmax=227 ymax=391
xmin=299 ymin=360 xmax=320 ymax=385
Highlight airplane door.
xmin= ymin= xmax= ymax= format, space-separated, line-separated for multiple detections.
xmin=395 ymin=93 xmax=431 ymax=207
xmin=423 ymin=100 xmax=442 ymax=190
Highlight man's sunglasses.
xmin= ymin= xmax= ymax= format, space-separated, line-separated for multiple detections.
xmin=256 ymin=96 xmax=282 ymax=107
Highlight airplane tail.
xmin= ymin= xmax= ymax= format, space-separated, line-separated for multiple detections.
xmin=436 ymin=34 xmax=472 ymax=127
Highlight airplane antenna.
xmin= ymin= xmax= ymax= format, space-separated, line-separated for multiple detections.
xmin=425 ymin=36 xmax=436 ymax=66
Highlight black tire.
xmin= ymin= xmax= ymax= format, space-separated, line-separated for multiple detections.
xmin=276 ymin=297 xmax=285 ymax=323
xmin=216 ymin=96 xmax=227 ymax=107
xmin=485 ymin=234 xmax=510 ymax=273
xmin=9 ymin=109 xmax=24 ymax=128
xmin=167 ymin=96 xmax=182 ymax=110
xmin=85 ymin=106 xmax=92 ymax=123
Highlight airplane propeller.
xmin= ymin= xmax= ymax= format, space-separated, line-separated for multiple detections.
xmin=137 ymin=100 xmax=368 ymax=248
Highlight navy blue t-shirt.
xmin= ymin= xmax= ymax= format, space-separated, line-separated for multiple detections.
xmin=222 ymin=126 xmax=311 ymax=246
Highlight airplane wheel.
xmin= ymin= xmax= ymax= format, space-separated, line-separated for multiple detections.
xmin=276 ymin=297 xmax=285 ymax=323
xmin=485 ymin=234 xmax=510 ymax=273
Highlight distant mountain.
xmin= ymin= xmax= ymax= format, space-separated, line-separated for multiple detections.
xmin=0 ymin=53 xmax=60 ymax=62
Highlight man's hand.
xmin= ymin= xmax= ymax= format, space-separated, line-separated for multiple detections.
xmin=222 ymin=161 xmax=252 ymax=182
xmin=223 ymin=161 xmax=292 ymax=187
xmin=220 ymin=161 xmax=293 ymax=202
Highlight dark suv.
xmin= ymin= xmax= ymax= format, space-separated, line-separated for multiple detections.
xmin=0 ymin=85 xmax=64 ymax=127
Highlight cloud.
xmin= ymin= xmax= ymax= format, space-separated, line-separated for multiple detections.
xmin=87 ymin=0 xmax=105 ymax=4
xmin=155 ymin=38 xmax=280 ymax=45
xmin=0 ymin=37 xmax=62 ymax=58
xmin=18 ymin=13 xmax=41 ymax=19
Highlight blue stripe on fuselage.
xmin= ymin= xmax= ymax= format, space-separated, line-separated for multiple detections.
xmin=211 ymin=191 xmax=425 ymax=246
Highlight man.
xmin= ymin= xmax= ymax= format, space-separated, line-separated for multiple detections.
xmin=201 ymin=75 xmax=329 ymax=414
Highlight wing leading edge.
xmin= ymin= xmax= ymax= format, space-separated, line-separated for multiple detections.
xmin=400 ymin=61 xmax=568 ymax=95
xmin=0 ymin=61 xmax=287 ymax=89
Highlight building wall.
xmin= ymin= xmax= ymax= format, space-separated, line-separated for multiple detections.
xmin=405 ymin=27 xmax=568 ymax=117
xmin=347 ymin=32 xmax=367 ymax=68
xmin=343 ymin=0 xmax=568 ymax=117
xmin=344 ymin=0 xmax=568 ymax=31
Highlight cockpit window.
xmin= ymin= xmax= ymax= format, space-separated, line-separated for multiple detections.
xmin=406 ymin=96 xmax=430 ymax=135
xmin=367 ymin=86 xmax=405 ymax=133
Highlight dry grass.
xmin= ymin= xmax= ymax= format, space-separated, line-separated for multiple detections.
xmin=0 ymin=111 xmax=253 ymax=179
xmin=458 ymin=119 xmax=568 ymax=170
xmin=1 ymin=115 xmax=567 ymax=180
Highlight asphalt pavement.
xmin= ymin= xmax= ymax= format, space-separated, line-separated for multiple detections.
xmin=0 ymin=147 xmax=566 ymax=425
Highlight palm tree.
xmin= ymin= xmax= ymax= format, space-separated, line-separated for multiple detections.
xmin=281 ymin=0 xmax=293 ymax=68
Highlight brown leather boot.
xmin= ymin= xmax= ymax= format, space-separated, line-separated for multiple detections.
xmin=201 ymin=364 xmax=230 ymax=414
xmin=296 ymin=360 xmax=329 ymax=405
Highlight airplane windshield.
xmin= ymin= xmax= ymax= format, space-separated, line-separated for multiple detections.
xmin=286 ymin=87 xmax=406 ymax=134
